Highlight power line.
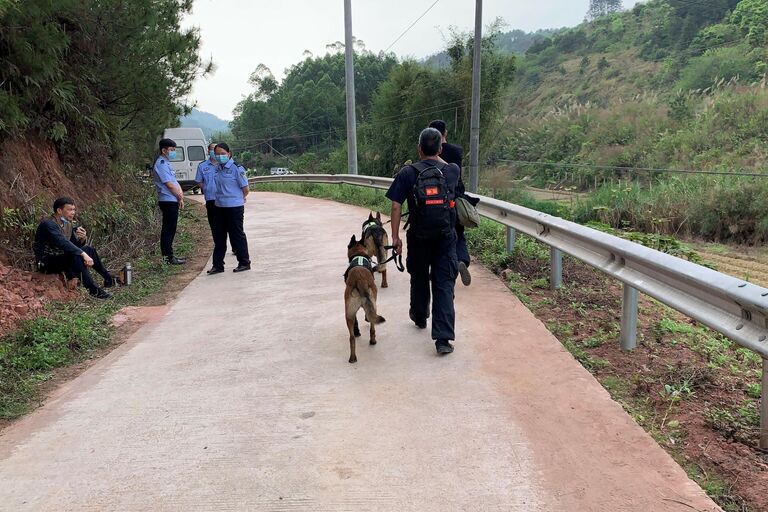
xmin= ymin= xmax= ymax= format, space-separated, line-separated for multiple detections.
xmin=496 ymin=159 xmax=768 ymax=178
xmin=384 ymin=0 xmax=441 ymax=53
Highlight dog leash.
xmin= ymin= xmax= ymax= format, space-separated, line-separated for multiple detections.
xmin=377 ymin=246 xmax=405 ymax=272
xmin=381 ymin=211 xmax=408 ymax=226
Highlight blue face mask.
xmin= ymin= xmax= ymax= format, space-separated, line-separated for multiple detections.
xmin=209 ymin=150 xmax=216 ymax=159
xmin=216 ymin=154 xmax=229 ymax=164
xmin=168 ymin=150 xmax=177 ymax=160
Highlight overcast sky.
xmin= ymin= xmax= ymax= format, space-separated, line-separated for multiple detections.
xmin=184 ymin=0 xmax=643 ymax=120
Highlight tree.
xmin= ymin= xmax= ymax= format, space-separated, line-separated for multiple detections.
xmin=230 ymin=49 xmax=397 ymax=158
xmin=731 ymin=0 xmax=768 ymax=47
xmin=361 ymin=25 xmax=516 ymax=176
xmin=586 ymin=0 xmax=623 ymax=21
xmin=0 ymin=0 xmax=208 ymax=164
xmin=248 ymin=64 xmax=278 ymax=101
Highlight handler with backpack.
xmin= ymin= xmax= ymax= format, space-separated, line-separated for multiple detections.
xmin=386 ymin=127 xmax=460 ymax=355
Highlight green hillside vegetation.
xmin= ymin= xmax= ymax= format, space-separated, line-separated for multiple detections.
xmin=423 ymin=28 xmax=561 ymax=68
xmin=0 ymin=0 xmax=207 ymax=165
xmin=496 ymin=0 xmax=768 ymax=243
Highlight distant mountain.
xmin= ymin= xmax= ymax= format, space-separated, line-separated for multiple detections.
xmin=423 ymin=28 xmax=563 ymax=69
xmin=180 ymin=108 xmax=230 ymax=138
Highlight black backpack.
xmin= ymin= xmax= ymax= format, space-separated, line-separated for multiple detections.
xmin=407 ymin=161 xmax=456 ymax=240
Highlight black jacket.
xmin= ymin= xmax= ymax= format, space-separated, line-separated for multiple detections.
xmin=33 ymin=218 xmax=84 ymax=262
xmin=441 ymin=142 xmax=465 ymax=196
xmin=441 ymin=142 xmax=463 ymax=169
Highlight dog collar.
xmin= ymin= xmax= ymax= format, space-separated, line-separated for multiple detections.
xmin=362 ymin=221 xmax=378 ymax=234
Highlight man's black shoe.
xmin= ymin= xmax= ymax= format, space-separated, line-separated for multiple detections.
xmin=90 ymin=288 xmax=112 ymax=300
xmin=435 ymin=340 xmax=454 ymax=355
xmin=165 ymin=256 xmax=186 ymax=265
xmin=409 ymin=311 xmax=427 ymax=329
xmin=458 ymin=261 xmax=471 ymax=286
xmin=206 ymin=267 xmax=224 ymax=275
xmin=103 ymin=275 xmax=116 ymax=288
xmin=233 ymin=264 xmax=251 ymax=273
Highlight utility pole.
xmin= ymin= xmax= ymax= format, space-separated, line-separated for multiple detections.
xmin=344 ymin=0 xmax=358 ymax=175
xmin=468 ymin=0 xmax=482 ymax=192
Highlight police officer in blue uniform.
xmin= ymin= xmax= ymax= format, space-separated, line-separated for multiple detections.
xmin=387 ymin=127 xmax=460 ymax=355
xmin=153 ymin=138 xmax=186 ymax=265
xmin=196 ymin=142 xmax=222 ymax=245
xmin=208 ymin=142 xmax=251 ymax=274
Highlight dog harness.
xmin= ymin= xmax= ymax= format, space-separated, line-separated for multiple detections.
xmin=362 ymin=221 xmax=378 ymax=236
xmin=343 ymin=255 xmax=374 ymax=282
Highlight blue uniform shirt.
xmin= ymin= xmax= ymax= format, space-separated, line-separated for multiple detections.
xmin=385 ymin=158 xmax=460 ymax=205
xmin=153 ymin=156 xmax=179 ymax=203
xmin=195 ymin=159 xmax=218 ymax=201
xmin=214 ymin=159 xmax=249 ymax=208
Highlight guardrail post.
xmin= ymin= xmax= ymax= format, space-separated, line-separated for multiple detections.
xmin=762 ymin=359 xmax=768 ymax=450
xmin=550 ymin=248 xmax=562 ymax=290
xmin=620 ymin=284 xmax=639 ymax=351
xmin=506 ymin=226 xmax=516 ymax=253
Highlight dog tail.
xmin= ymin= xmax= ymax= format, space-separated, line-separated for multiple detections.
xmin=363 ymin=296 xmax=385 ymax=325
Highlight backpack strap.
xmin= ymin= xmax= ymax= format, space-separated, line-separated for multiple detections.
xmin=411 ymin=161 xmax=445 ymax=174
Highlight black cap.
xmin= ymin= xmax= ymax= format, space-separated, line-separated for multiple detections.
xmin=159 ymin=138 xmax=177 ymax=149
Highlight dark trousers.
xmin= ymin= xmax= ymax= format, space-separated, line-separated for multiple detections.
xmin=456 ymin=224 xmax=470 ymax=267
xmin=212 ymin=205 xmax=250 ymax=269
xmin=39 ymin=246 xmax=110 ymax=294
xmin=206 ymin=200 xmax=223 ymax=247
xmin=406 ymin=233 xmax=458 ymax=341
xmin=158 ymin=201 xmax=179 ymax=258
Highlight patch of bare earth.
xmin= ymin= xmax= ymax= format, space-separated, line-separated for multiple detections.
xmin=0 ymin=265 xmax=80 ymax=338
xmin=498 ymin=255 xmax=767 ymax=511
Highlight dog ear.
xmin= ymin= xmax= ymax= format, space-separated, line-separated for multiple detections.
xmin=348 ymin=235 xmax=357 ymax=247
xmin=376 ymin=212 xmax=381 ymax=221
xmin=368 ymin=212 xmax=374 ymax=221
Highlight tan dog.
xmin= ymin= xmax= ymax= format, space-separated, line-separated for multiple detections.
xmin=361 ymin=212 xmax=390 ymax=288
xmin=344 ymin=235 xmax=385 ymax=363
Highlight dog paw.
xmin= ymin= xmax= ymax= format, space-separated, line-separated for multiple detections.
xmin=381 ymin=283 xmax=388 ymax=288
xmin=348 ymin=355 xmax=357 ymax=363
xmin=369 ymin=339 xmax=377 ymax=345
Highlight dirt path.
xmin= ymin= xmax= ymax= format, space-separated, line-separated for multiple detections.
xmin=0 ymin=193 xmax=719 ymax=511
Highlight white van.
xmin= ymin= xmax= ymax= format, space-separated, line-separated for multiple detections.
xmin=158 ymin=128 xmax=208 ymax=192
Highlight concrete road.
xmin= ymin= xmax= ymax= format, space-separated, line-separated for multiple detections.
xmin=0 ymin=192 xmax=719 ymax=511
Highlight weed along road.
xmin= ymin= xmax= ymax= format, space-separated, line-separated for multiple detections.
xmin=0 ymin=192 xmax=719 ymax=511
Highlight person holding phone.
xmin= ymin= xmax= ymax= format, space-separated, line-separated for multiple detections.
xmin=33 ymin=197 xmax=115 ymax=299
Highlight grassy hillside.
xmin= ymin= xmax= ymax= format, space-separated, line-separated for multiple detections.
xmin=487 ymin=0 xmax=768 ymax=243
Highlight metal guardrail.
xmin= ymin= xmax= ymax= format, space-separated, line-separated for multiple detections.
xmin=252 ymin=173 xmax=768 ymax=448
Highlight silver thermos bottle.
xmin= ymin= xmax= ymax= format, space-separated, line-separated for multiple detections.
xmin=121 ymin=262 xmax=133 ymax=285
